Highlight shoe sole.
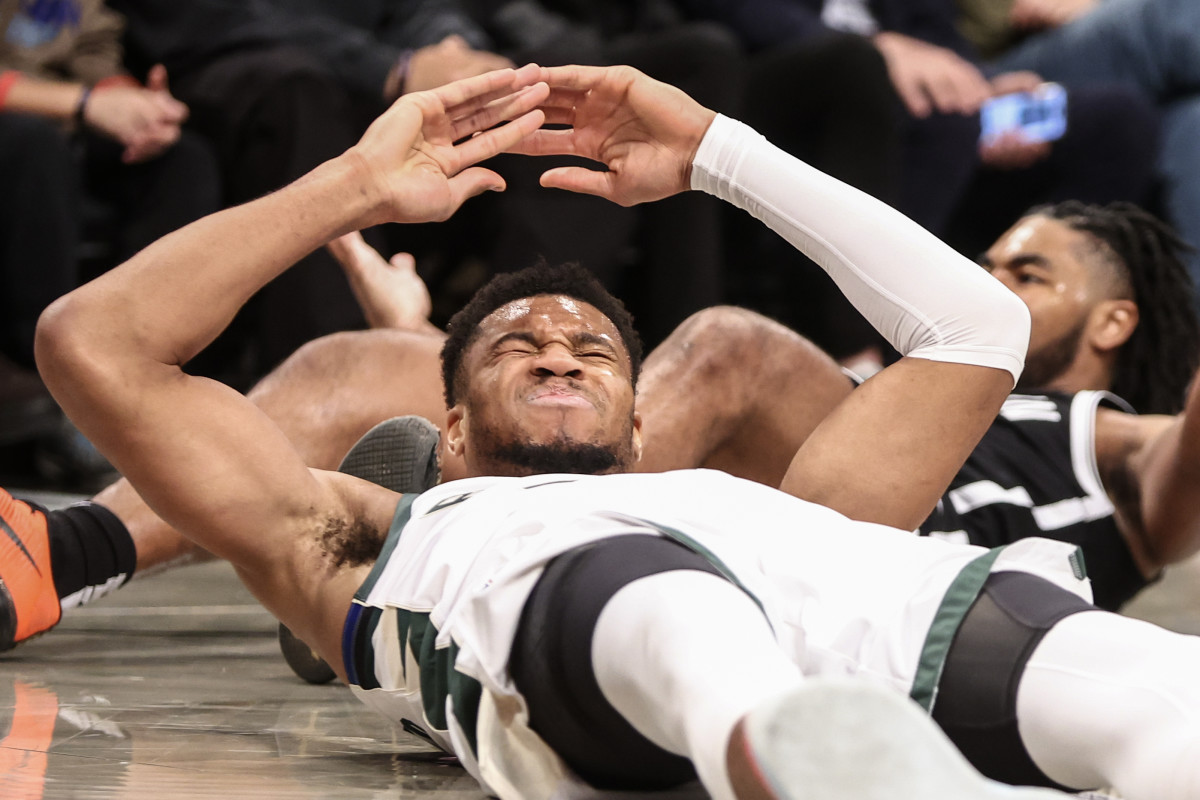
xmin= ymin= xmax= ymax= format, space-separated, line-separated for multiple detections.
xmin=278 ymin=416 xmax=441 ymax=685
xmin=744 ymin=678 xmax=1073 ymax=800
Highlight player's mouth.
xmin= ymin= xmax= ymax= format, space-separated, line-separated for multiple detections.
xmin=526 ymin=385 xmax=595 ymax=408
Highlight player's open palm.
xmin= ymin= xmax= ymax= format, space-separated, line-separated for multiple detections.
xmin=349 ymin=65 xmax=547 ymax=227
xmin=513 ymin=65 xmax=717 ymax=207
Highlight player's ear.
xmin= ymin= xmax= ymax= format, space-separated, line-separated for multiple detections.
xmin=1088 ymin=299 xmax=1138 ymax=353
xmin=631 ymin=411 xmax=643 ymax=463
xmin=445 ymin=406 xmax=467 ymax=457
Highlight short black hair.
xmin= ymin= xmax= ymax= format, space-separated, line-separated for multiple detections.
xmin=1033 ymin=201 xmax=1200 ymax=414
xmin=439 ymin=262 xmax=643 ymax=408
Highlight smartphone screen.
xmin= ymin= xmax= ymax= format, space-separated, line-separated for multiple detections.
xmin=979 ymin=83 xmax=1068 ymax=144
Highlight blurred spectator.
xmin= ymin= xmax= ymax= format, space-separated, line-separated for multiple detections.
xmin=109 ymin=0 xmax=466 ymax=384
xmin=676 ymin=0 xmax=1157 ymax=246
xmin=0 ymin=0 xmax=219 ymax=483
xmin=973 ymin=0 xmax=1200 ymax=304
xmin=110 ymin=0 xmax=730 ymax=354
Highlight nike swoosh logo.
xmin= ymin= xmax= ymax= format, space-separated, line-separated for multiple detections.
xmin=1 ymin=514 xmax=41 ymax=577
xmin=423 ymin=492 xmax=477 ymax=515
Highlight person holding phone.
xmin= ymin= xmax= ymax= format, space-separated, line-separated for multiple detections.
xmin=673 ymin=0 xmax=1160 ymax=264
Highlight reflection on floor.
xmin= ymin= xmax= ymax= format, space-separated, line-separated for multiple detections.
xmin=4 ymin=491 xmax=1200 ymax=799
xmin=1 ymin=492 xmax=486 ymax=799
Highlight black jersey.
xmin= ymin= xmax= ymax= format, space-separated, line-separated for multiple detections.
xmin=920 ymin=391 xmax=1148 ymax=610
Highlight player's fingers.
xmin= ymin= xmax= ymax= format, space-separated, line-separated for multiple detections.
xmin=452 ymin=108 xmax=546 ymax=167
xmin=505 ymin=127 xmax=578 ymax=157
xmin=445 ymin=167 xmax=507 ymax=211
xmin=537 ymin=64 xmax=609 ymax=94
xmin=388 ymin=252 xmax=417 ymax=273
xmin=448 ymin=83 xmax=548 ymax=142
xmin=539 ymin=166 xmax=615 ymax=200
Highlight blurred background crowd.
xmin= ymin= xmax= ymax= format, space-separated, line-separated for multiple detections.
xmin=1 ymin=0 xmax=1196 ymax=491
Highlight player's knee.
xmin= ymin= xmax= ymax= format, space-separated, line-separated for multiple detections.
xmin=673 ymin=306 xmax=806 ymax=375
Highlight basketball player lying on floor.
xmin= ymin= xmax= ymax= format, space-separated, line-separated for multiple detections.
xmin=5 ymin=192 xmax=1198 ymax=656
xmin=25 ymin=64 xmax=1200 ymax=800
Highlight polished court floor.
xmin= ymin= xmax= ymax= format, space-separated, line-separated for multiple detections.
xmin=2 ymin=491 xmax=485 ymax=800
xmin=4 ymin=490 xmax=1200 ymax=799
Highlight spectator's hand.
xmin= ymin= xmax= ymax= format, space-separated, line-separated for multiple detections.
xmin=979 ymin=130 xmax=1051 ymax=168
xmin=326 ymin=231 xmax=438 ymax=333
xmin=989 ymin=71 xmax=1045 ymax=95
xmin=871 ymin=32 xmax=993 ymax=118
xmin=509 ymin=65 xmax=716 ymax=207
xmin=83 ymin=65 xmax=189 ymax=164
xmin=1010 ymin=0 xmax=1099 ymax=29
xmin=348 ymin=65 xmax=546 ymax=227
xmin=979 ymin=72 xmax=1053 ymax=169
xmin=402 ymin=35 xmax=514 ymax=96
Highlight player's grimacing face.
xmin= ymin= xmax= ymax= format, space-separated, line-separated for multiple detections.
xmin=449 ymin=295 xmax=641 ymax=472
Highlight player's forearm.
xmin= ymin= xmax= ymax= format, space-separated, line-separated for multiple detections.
xmin=691 ymin=115 xmax=1030 ymax=385
xmin=36 ymin=153 xmax=380 ymax=391
xmin=1135 ymin=378 xmax=1200 ymax=568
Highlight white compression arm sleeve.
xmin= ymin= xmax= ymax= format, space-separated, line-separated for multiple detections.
xmin=691 ymin=114 xmax=1029 ymax=384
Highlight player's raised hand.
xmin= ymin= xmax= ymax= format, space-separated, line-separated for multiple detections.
xmin=511 ymin=65 xmax=717 ymax=207
xmin=348 ymin=64 xmax=548 ymax=227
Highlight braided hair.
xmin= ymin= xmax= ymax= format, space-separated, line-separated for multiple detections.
xmin=1033 ymin=201 xmax=1200 ymax=414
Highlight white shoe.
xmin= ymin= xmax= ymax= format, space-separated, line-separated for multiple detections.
xmin=743 ymin=678 xmax=1073 ymax=800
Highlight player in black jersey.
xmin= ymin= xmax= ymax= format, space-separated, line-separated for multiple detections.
xmin=919 ymin=203 xmax=1200 ymax=609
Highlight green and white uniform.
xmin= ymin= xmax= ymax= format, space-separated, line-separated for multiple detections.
xmin=344 ymin=469 xmax=1088 ymax=797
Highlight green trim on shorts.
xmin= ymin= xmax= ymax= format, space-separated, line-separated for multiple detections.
xmin=354 ymin=493 xmax=418 ymax=603
xmin=910 ymin=546 xmax=1007 ymax=713
xmin=395 ymin=609 xmax=483 ymax=758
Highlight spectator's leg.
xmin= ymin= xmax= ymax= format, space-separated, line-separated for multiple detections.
xmin=736 ymin=33 xmax=902 ymax=359
xmin=0 ymin=114 xmax=79 ymax=368
xmin=80 ymin=130 xmax=222 ymax=275
xmin=170 ymin=47 xmax=368 ymax=381
xmin=607 ymin=22 xmax=744 ymax=346
xmin=1157 ymin=96 xmax=1200 ymax=294
xmin=991 ymin=0 xmax=1200 ymax=95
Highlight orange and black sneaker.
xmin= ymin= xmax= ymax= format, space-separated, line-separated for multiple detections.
xmin=0 ymin=490 xmax=60 ymax=652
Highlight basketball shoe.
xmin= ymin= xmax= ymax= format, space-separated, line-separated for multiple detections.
xmin=0 ymin=489 xmax=61 ymax=651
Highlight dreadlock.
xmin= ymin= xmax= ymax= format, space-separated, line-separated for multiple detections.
xmin=1032 ymin=201 xmax=1200 ymax=414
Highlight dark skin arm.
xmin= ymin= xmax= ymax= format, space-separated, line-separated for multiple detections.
xmin=1098 ymin=376 xmax=1200 ymax=577
xmin=36 ymin=67 xmax=549 ymax=678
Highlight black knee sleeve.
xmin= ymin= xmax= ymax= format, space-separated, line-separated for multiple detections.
xmin=933 ymin=570 xmax=1094 ymax=788
xmin=509 ymin=534 xmax=724 ymax=790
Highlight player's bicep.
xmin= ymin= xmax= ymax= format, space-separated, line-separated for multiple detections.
xmin=780 ymin=358 xmax=1011 ymax=531
xmin=81 ymin=364 xmax=336 ymax=572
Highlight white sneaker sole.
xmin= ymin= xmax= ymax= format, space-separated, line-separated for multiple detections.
xmin=744 ymin=678 xmax=1072 ymax=800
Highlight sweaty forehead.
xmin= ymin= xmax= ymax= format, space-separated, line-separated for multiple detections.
xmin=479 ymin=294 xmax=624 ymax=346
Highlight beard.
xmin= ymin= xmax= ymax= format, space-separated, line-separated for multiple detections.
xmin=486 ymin=438 xmax=625 ymax=475
xmin=1015 ymin=320 xmax=1086 ymax=393
xmin=470 ymin=414 xmax=637 ymax=477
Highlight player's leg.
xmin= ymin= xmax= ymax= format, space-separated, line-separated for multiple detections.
xmin=635 ymin=306 xmax=852 ymax=486
xmin=509 ymin=535 xmax=1070 ymax=800
xmin=508 ymin=534 xmax=802 ymax=799
xmin=934 ymin=569 xmax=1200 ymax=798
xmin=1016 ymin=609 xmax=1200 ymax=797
